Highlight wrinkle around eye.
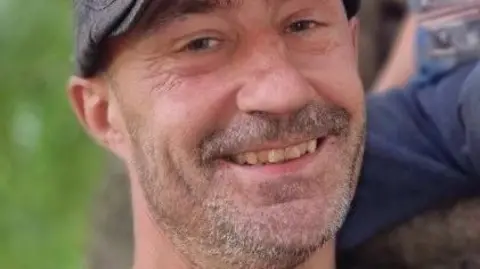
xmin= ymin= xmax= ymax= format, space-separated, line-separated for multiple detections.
xmin=150 ymin=72 xmax=183 ymax=95
xmin=142 ymin=67 xmax=183 ymax=95
xmin=285 ymin=30 xmax=340 ymax=55
xmin=136 ymin=53 xmax=182 ymax=94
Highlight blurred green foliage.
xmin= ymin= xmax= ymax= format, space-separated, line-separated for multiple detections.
xmin=0 ymin=1 xmax=104 ymax=269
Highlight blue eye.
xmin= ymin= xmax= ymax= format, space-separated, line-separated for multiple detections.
xmin=286 ymin=20 xmax=319 ymax=33
xmin=182 ymin=37 xmax=221 ymax=52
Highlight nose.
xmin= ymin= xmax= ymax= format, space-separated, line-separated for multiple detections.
xmin=236 ymin=44 xmax=315 ymax=116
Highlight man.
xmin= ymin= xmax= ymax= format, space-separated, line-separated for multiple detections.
xmin=69 ymin=0 xmax=480 ymax=268
xmin=70 ymin=0 xmax=364 ymax=268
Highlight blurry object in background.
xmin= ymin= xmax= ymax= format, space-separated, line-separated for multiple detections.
xmin=0 ymin=1 xmax=105 ymax=269
xmin=426 ymin=18 xmax=480 ymax=60
xmin=341 ymin=197 xmax=480 ymax=269
xmin=358 ymin=0 xmax=408 ymax=89
xmin=371 ymin=14 xmax=416 ymax=92
xmin=343 ymin=0 xmax=480 ymax=267
xmin=372 ymin=0 xmax=480 ymax=91
xmin=412 ymin=0 xmax=480 ymax=70
xmin=377 ymin=0 xmax=409 ymax=75
xmin=410 ymin=0 xmax=480 ymax=12
xmin=86 ymin=156 xmax=133 ymax=269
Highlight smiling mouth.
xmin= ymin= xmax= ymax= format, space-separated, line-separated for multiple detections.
xmin=225 ymin=138 xmax=325 ymax=166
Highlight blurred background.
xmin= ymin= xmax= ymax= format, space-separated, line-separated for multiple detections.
xmin=0 ymin=1 xmax=408 ymax=269
xmin=0 ymin=1 xmax=104 ymax=269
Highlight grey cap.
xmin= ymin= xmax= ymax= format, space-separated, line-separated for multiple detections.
xmin=74 ymin=0 xmax=361 ymax=78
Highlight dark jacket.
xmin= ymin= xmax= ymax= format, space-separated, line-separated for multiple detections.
xmin=338 ymin=61 xmax=480 ymax=251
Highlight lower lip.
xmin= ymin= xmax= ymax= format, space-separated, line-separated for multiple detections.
xmin=220 ymin=138 xmax=328 ymax=176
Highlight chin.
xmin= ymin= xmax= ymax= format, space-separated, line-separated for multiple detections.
xmin=203 ymin=190 xmax=348 ymax=252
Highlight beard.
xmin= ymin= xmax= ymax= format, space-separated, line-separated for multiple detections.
xmin=127 ymin=101 xmax=365 ymax=269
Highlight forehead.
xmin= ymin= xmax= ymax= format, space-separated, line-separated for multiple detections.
xmin=142 ymin=0 xmax=335 ymax=16
xmin=136 ymin=0 xmax=341 ymax=32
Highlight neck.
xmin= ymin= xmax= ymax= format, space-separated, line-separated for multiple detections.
xmin=130 ymin=178 xmax=189 ymax=269
xmin=130 ymin=179 xmax=336 ymax=269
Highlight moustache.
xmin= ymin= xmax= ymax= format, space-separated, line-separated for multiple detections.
xmin=200 ymin=102 xmax=351 ymax=163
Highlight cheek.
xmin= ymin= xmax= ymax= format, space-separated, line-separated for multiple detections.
xmin=154 ymin=73 xmax=238 ymax=149
xmin=325 ymin=71 xmax=364 ymax=119
xmin=117 ymin=63 xmax=235 ymax=167
xmin=301 ymin=47 xmax=364 ymax=118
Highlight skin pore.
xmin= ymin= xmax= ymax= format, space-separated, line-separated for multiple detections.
xmin=69 ymin=0 xmax=365 ymax=268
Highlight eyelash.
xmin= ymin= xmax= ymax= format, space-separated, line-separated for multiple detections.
xmin=285 ymin=19 xmax=321 ymax=34
xmin=179 ymin=37 xmax=222 ymax=53
xmin=178 ymin=19 xmax=322 ymax=53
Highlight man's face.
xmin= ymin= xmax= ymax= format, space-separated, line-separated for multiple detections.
xmin=78 ymin=0 xmax=364 ymax=267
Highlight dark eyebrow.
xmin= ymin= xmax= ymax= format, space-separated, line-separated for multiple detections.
xmin=136 ymin=0 xmax=243 ymax=36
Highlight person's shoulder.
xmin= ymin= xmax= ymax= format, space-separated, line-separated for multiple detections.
xmin=462 ymin=61 xmax=480 ymax=91
xmin=459 ymin=61 xmax=480 ymax=175
xmin=365 ymin=60 xmax=480 ymax=176
xmin=441 ymin=60 xmax=480 ymax=88
xmin=458 ymin=60 xmax=480 ymax=109
xmin=471 ymin=60 xmax=480 ymax=72
xmin=366 ymin=60 xmax=479 ymax=116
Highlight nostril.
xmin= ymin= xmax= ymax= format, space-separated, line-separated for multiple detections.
xmin=247 ymin=110 xmax=271 ymax=118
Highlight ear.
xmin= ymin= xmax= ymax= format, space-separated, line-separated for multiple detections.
xmin=67 ymin=76 xmax=130 ymax=159
xmin=348 ymin=17 xmax=360 ymax=63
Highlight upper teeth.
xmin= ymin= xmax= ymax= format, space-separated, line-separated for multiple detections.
xmin=232 ymin=139 xmax=318 ymax=165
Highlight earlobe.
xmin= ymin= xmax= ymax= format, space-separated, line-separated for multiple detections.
xmin=67 ymin=76 xmax=126 ymax=156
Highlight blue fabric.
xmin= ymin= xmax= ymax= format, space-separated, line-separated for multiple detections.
xmin=337 ymin=61 xmax=480 ymax=251
xmin=413 ymin=27 xmax=460 ymax=82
